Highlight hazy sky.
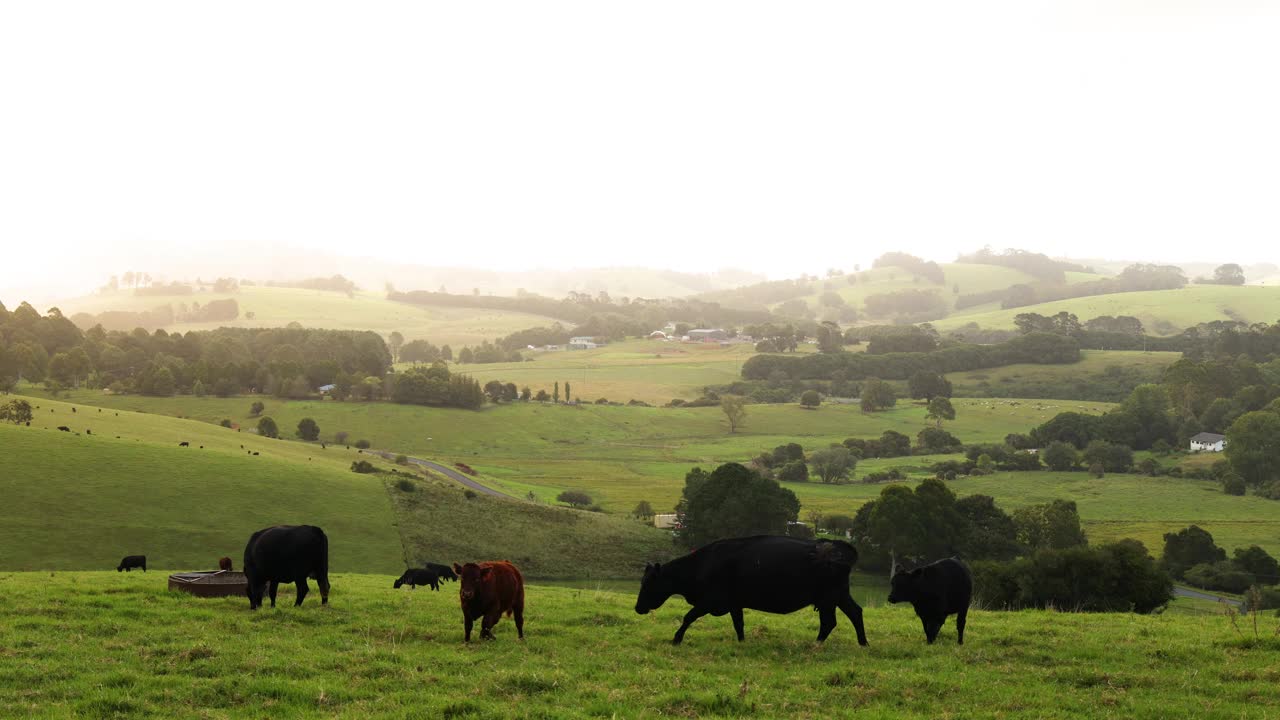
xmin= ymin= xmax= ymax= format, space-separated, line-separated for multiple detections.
xmin=3 ymin=1 xmax=1279 ymax=299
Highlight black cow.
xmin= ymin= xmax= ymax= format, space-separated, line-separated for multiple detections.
xmin=57 ymin=426 xmax=70 ymax=432
xmin=179 ymin=441 xmax=189 ymax=447
xmin=888 ymin=557 xmax=972 ymax=645
xmin=117 ymin=555 xmax=146 ymax=572
xmin=635 ymin=535 xmax=868 ymax=645
xmin=394 ymin=568 xmax=442 ymax=590
xmin=425 ymin=562 xmax=459 ymax=583
xmin=243 ymin=525 xmax=330 ymax=609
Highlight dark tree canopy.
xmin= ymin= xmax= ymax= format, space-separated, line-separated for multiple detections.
xmin=675 ymin=463 xmax=800 ymax=549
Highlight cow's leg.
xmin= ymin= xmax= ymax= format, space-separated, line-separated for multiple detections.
xmin=514 ymin=602 xmax=525 ymax=640
xmin=925 ymin=618 xmax=943 ymax=644
xmin=730 ymin=608 xmax=746 ymax=641
xmin=920 ymin=616 xmax=932 ymax=643
xmin=837 ymin=594 xmax=869 ymax=646
xmin=317 ymin=573 xmax=330 ymax=605
xmin=672 ymin=606 xmax=709 ymax=645
xmin=956 ymin=609 xmax=967 ymax=645
xmin=816 ymin=605 xmax=838 ymax=642
xmin=268 ymin=581 xmax=280 ymax=608
xmin=295 ymin=577 xmax=310 ymax=607
xmin=464 ymin=614 xmax=475 ymax=642
xmin=481 ymin=608 xmax=503 ymax=639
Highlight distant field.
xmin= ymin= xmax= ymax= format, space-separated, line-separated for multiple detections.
xmin=947 ymin=349 xmax=1181 ymax=399
xmin=1 ymin=571 xmax=1274 ymax=718
xmin=431 ymin=339 xmax=759 ymax=404
xmin=935 ymin=285 xmax=1280 ymax=335
xmin=48 ymin=286 xmax=568 ymax=348
xmin=2 ymin=395 xmax=671 ymax=577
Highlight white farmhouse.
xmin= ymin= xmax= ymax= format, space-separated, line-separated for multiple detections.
xmin=1189 ymin=432 xmax=1226 ymax=452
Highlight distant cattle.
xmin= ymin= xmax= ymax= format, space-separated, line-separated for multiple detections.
xmin=252 ymin=451 xmax=260 ymax=456
xmin=179 ymin=441 xmax=189 ymax=447
xmin=57 ymin=426 xmax=70 ymax=432
xmin=425 ymin=562 xmax=459 ymax=584
xmin=394 ymin=568 xmax=443 ymax=591
xmin=117 ymin=555 xmax=147 ymax=572
xmin=71 ymin=407 xmax=76 ymax=413
xmin=635 ymin=535 xmax=869 ymax=646
xmin=888 ymin=557 xmax=972 ymax=645
xmin=219 ymin=556 xmax=233 ymax=571
xmin=85 ymin=429 xmax=91 ymax=435
xmin=453 ymin=561 xmax=525 ymax=641
xmin=243 ymin=525 xmax=330 ymax=609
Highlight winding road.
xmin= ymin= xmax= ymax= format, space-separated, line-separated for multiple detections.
xmin=1173 ymin=586 xmax=1240 ymax=607
xmin=372 ymin=451 xmax=511 ymax=499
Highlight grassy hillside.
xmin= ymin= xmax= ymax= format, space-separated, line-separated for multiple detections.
xmin=429 ymin=338 xmax=761 ymax=404
xmin=1 ymin=395 xmax=672 ymax=577
xmin=0 ymin=571 xmax=1274 ymax=718
xmin=935 ymin=285 xmax=1280 ymax=336
xmin=946 ymin=349 xmax=1181 ymax=400
xmin=49 ymin=286 xmax=569 ymax=348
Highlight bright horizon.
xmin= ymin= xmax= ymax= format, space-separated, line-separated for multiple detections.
xmin=3 ymin=1 xmax=1280 ymax=302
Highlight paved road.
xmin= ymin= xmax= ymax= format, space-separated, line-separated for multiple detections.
xmin=1174 ymin=586 xmax=1241 ymax=607
xmin=372 ymin=451 xmax=510 ymax=499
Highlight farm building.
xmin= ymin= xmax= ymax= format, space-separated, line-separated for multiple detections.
xmin=687 ymin=328 xmax=727 ymax=342
xmin=568 ymin=336 xmax=599 ymax=350
xmin=653 ymin=513 xmax=678 ymax=529
xmin=1189 ymin=432 xmax=1226 ymax=452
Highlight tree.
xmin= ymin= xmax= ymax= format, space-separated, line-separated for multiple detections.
xmin=1232 ymin=545 xmax=1280 ymax=583
xmin=908 ymin=371 xmax=952 ymax=400
xmin=925 ymin=397 xmax=955 ymax=428
xmin=565 ymin=382 xmax=572 ymax=403
xmin=554 ymin=381 xmax=560 ymax=403
xmin=192 ymin=379 xmax=207 ymax=397
xmin=1226 ymin=411 xmax=1280 ymax=486
xmin=458 ymin=347 xmax=474 ymax=364
xmin=816 ymin=321 xmax=842 ymax=353
xmin=916 ymin=426 xmax=962 ymax=452
xmin=250 ymin=401 xmax=265 ymax=417
xmin=484 ymin=380 xmax=506 ymax=403
xmin=809 ymin=446 xmax=855 ymax=484
xmin=388 ymin=331 xmax=404 ymax=362
xmin=296 ymin=417 xmax=320 ymax=441
xmin=556 ymin=490 xmax=592 ymax=507
xmin=149 ymin=366 xmax=176 ymax=396
xmin=860 ymin=377 xmax=896 ymax=412
xmin=632 ymin=500 xmax=654 ymax=519
xmin=1081 ymin=440 xmax=1133 ymax=473
xmin=520 ymin=386 xmax=531 ymax=401
xmin=720 ymin=395 xmax=748 ymax=433
xmin=955 ymin=494 xmax=1021 ymax=561
xmin=1013 ymin=500 xmax=1086 ymax=550
xmin=0 ymin=399 xmax=34 ymax=425
xmin=799 ymin=390 xmax=821 ymax=409
xmin=1212 ymin=263 xmax=1246 ymax=286
xmin=775 ymin=461 xmax=809 ymax=483
xmin=1160 ymin=525 xmax=1226 ymax=579
xmin=675 ymin=463 xmax=800 ymax=548
xmin=1042 ymin=441 xmax=1079 ymax=471
xmin=441 ymin=345 xmax=453 ymax=362
xmin=257 ymin=416 xmax=279 ymax=439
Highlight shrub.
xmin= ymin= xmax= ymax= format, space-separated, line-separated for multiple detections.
xmin=249 ymin=401 xmax=265 ymax=417
xmin=1089 ymin=462 xmax=1104 ymax=478
xmin=257 ymin=417 xmax=279 ymax=439
xmin=351 ymin=460 xmax=376 ymax=474
xmin=1082 ymin=440 xmax=1133 ymax=473
xmin=799 ymin=390 xmax=821 ymax=409
xmin=219 ymin=419 xmax=232 ymax=428
xmin=296 ymin=417 xmax=320 ymax=441
xmin=394 ymin=478 xmax=415 ymax=492
xmin=557 ymin=490 xmax=593 ymax=507
xmin=862 ymin=468 xmax=906 ymax=483
xmin=775 ymin=461 xmax=810 ymax=483
xmin=355 ymin=439 xmax=371 ymax=449
xmin=1222 ymin=472 xmax=1247 ymax=496
xmin=334 ymin=431 xmax=350 ymax=444
xmin=464 ymin=489 xmax=478 ymax=500
xmin=1184 ymin=561 xmax=1254 ymax=594
xmin=1042 ymin=441 xmax=1079 ymax=471
xmin=395 ymin=454 xmax=409 ymax=466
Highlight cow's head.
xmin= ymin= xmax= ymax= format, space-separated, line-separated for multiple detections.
xmin=634 ymin=562 xmax=671 ymax=615
xmin=393 ymin=574 xmax=406 ymax=589
xmin=245 ymin=578 xmax=266 ymax=609
xmin=887 ymin=567 xmax=922 ymax=604
xmin=454 ymin=563 xmax=491 ymax=602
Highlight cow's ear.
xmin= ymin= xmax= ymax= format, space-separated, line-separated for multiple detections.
xmin=652 ymin=562 xmax=661 ymax=573
xmin=452 ymin=563 xmax=463 ymax=574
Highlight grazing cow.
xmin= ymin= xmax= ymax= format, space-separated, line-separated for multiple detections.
xmin=71 ymin=407 xmax=76 ymax=413
xmin=394 ymin=568 xmax=441 ymax=590
xmin=453 ymin=561 xmax=525 ymax=641
xmin=218 ymin=556 xmax=233 ymax=571
xmin=57 ymin=426 xmax=70 ymax=432
xmin=179 ymin=441 xmax=189 ymax=447
xmin=86 ymin=429 xmax=91 ymax=435
xmin=425 ymin=562 xmax=459 ymax=584
xmin=888 ymin=557 xmax=972 ymax=645
xmin=252 ymin=451 xmax=259 ymax=456
xmin=117 ymin=555 xmax=147 ymax=572
xmin=635 ymin=535 xmax=868 ymax=646
xmin=242 ymin=525 xmax=330 ymax=609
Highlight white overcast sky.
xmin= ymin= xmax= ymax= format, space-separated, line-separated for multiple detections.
xmin=2 ymin=1 xmax=1279 ymax=299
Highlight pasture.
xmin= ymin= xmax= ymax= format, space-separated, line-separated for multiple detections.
xmin=946 ymin=349 xmax=1181 ymax=400
xmin=934 ymin=284 xmax=1280 ymax=336
xmin=0 ymin=571 xmax=1275 ymax=718
xmin=50 ymin=286 xmax=568 ymax=348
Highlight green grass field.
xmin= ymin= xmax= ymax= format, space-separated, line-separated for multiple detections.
xmin=946 ymin=349 xmax=1181 ymax=399
xmin=429 ymin=338 xmax=760 ymax=404
xmin=1 ymin=395 xmax=671 ymax=577
xmin=0 ymin=571 xmax=1275 ymax=718
xmin=50 ymin=286 xmax=569 ymax=348
xmin=935 ymin=285 xmax=1280 ymax=335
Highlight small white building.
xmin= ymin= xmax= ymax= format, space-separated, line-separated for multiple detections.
xmin=1190 ymin=432 xmax=1227 ymax=452
xmin=653 ymin=513 xmax=678 ymax=529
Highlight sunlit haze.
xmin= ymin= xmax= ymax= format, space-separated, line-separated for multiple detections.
xmin=3 ymin=1 xmax=1279 ymax=302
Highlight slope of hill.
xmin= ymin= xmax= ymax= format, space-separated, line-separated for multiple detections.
xmin=934 ymin=285 xmax=1280 ymax=335
xmin=1 ymin=395 xmax=672 ymax=576
xmin=47 ymin=286 xmax=570 ymax=348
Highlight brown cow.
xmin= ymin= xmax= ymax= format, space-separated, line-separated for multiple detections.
xmin=218 ymin=556 xmax=233 ymax=571
xmin=452 ymin=561 xmax=525 ymax=642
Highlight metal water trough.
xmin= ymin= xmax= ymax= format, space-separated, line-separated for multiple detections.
xmin=168 ymin=570 xmax=247 ymax=598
